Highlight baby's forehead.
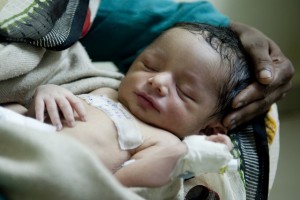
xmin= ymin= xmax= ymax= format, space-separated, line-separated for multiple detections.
xmin=161 ymin=27 xmax=205 ymax=40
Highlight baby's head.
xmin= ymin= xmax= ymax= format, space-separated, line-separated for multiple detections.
xmin=173 ymin=22 xmax=255 ymax=134
xmin=118 ymin=22 xmax=253 ymax=139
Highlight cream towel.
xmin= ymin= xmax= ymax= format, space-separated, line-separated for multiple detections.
xmin=0 ymin=120 xmax=144 ymax=200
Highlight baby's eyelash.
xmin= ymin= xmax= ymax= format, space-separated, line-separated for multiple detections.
xmin=177 ymin=86 xmax=194 ymax=101
xmin=144 ymin=65 xmax=157 ymax=72
xmin=176 ymin=86 xmax=187 ymax=99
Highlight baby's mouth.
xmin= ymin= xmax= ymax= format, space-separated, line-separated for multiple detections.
xmin=135 ymin=92 xmax=160 ymax=112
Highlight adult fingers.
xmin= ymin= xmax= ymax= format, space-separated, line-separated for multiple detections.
xmin=224 ymin=100 xmax=267 ymax=130
xmin=232 ymin=72 xmax=292 ymax=110
xmin=224 ymin=83 xmax=291 ymax=129
xmin=243 ymin=37 xmax=274 ymax=85
xmin=271 ymin=57 xmax=294 ymax=90
xmin=231 ymin=82 xmax=266 ymax=109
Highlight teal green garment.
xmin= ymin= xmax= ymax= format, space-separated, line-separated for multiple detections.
xmin=80 ymin=0 xmax=230 ymax=73
xmin=0 ymin=195 xmax=6 ymax=200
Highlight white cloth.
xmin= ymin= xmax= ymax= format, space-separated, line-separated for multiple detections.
xmin=172 ymin=135 xmax=233 ymax=178
xmin=0 ymin=106 xmax=56 ymax=132
xmin=0 ymin=114 xmax=144 ymax=200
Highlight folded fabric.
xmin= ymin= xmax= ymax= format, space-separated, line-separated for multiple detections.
xmin=0 ymin=118 xmax=144 ymax=200
xmin=0 ymin=41 xmax=123 ymax=106
xmin=0 ymin=0 xmax=100 ymax=50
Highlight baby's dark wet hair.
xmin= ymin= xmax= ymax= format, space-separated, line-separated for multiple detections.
xmin=171 ymin=22 xmax=254 ymax=120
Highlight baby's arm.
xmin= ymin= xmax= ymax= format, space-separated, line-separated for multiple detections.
xmin=114 ymin=138 xmax=187 ymax=187
xmin=114 ymin=134 xmax=233 ymax=187
xmin=27 ymin=84 xmax=86 ymax=130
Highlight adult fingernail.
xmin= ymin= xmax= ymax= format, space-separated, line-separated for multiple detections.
xmin=235 ymin=102 xmax=244 ymax=108
xmin=259 ymin=69 xmax=272 ymax=79
xmin=230 ymin=119 xmax=237 ymax=130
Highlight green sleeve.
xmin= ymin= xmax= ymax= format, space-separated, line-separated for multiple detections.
xmin=80 ymin=0 xmax=230 ymax=73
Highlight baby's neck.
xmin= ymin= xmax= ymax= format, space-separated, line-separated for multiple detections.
xmin=90 ymin=87 xmax=119 ymax=101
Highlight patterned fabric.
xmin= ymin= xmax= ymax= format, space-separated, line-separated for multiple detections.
xmin=265 ymin=104 xmax=279 ymax=144
xmin=0 ymin=0 xmax=99 ymax=50
xmin=230 ymin=121 xmax=269 ymax=200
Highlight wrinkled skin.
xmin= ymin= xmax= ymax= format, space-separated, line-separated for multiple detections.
xmin=224 ymin=22 xmax=294 ymax=129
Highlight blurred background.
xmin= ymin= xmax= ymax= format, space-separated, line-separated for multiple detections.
xmin=191 ymin=0 xmax=299 ymax=199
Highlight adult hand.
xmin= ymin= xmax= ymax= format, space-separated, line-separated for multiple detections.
xmin=224 ymin=22 xmax=294 ymax=129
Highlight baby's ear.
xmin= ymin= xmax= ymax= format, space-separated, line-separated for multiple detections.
xmin=199 ymin=122 xmax=228 ymax=136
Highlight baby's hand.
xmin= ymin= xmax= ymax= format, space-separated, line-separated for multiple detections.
xmin=172 ymin=135 xmax=233 ymax=177
xmin=27 ymin=84 xmax=86 ymax=130
xmin=206 ymin=134 xmax=233 ymax=151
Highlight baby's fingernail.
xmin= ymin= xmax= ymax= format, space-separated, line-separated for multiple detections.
xmin=81 ymin=116 xmax=87 ymax=122
xmin=259 ymin=69 xmax=272 ymax=79
xmin=56 ymin=124 xmax=62 ymax=131
xmin=68 ymin=121 xmax=75 ymax=127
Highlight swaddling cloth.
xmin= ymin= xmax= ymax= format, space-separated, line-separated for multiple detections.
xmin=172 ymin=135 xmax=235 ymax=178
xmin=78 ymin=94 xmax=143 ymax=150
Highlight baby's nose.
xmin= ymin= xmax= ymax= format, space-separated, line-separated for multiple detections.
xmin=148 ymin=73 xmax=172 ymax=96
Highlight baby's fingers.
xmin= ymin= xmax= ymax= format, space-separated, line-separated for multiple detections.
xmin=56 ymin=97 xmax=77 ymax=128
xmin=206 ymin=134 xmax=233 ymax=151
xmin=32 ymin=96 xmax=46 ymax=122
xmin=45 ymin=98 xmax=62 ymax=131
xmin=67 ymin=95 xmax=86 ymax=122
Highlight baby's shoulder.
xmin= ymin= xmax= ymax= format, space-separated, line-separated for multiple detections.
xmin=90 ymin=87 xmax=118 ymax=100
xmin=140 ymin=125 xmax=182 ymax=147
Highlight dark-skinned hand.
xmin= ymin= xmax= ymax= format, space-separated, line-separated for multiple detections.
xmin=224 ymin=22 xmax=294 ymax=129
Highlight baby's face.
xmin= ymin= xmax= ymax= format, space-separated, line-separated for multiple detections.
xmin=118 ymin=28 xmax=225 ymax=138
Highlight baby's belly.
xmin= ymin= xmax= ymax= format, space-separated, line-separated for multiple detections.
xmin=61 ymin=106 xmax=131 ymax=173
